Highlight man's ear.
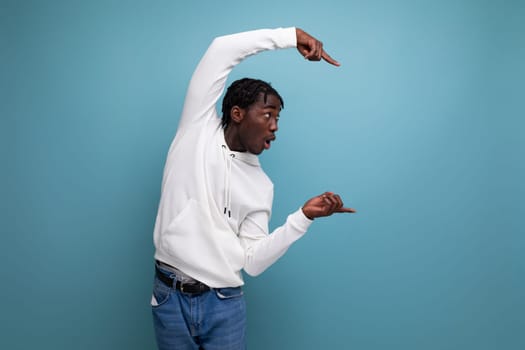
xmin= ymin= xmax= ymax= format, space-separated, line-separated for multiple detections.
xmin=230 ymin=106 xmax=245 ymax=124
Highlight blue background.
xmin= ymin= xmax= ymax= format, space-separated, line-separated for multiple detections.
xmin=2 ymin=0 xmax=524 ymax=349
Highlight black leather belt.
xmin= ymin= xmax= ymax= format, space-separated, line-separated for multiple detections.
xmin=155 ymin=265 xmax=210 ymax=295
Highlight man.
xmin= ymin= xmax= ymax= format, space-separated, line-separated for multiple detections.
xmin=151 ymin=26 xmax=355 ymax=349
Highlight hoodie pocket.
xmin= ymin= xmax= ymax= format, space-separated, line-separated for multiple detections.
xmin=160 ymin=199 xmax=198 ymax=255
xmin=160 ymin=198 xmax=245 ymax=284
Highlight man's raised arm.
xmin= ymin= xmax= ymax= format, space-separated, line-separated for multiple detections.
xmin=177 ymin=27 xmax=339 ymax=130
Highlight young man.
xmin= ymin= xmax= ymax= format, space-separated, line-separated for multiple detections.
xmin=151 ymin=26 xmax=355 ymax=349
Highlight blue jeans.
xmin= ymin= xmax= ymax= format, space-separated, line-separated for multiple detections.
xmin=151 ymin=265 xmax=246 ymax=350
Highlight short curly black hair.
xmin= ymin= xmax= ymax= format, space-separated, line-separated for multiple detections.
xmin=221 ymin=78 xmax=284 ymax=128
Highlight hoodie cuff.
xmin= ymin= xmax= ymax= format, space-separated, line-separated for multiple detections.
xmin=274 ymin=27 xmax=297 ymax=49
xmin=288 ymin=208 xmax=314 ymax=233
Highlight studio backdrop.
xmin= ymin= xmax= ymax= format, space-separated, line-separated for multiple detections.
xmin=2 ymin=0 xmax=523 ymax=349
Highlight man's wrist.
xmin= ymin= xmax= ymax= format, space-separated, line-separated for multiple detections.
xmin=301 ymin=207 xmax=314 ymax=220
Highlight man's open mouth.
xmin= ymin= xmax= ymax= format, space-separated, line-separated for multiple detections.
xmin=264 ymin=136 xmax=275 ymax=150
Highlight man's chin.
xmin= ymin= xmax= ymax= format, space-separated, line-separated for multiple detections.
xmin=249 ymin=147 xmax=264 ymax=155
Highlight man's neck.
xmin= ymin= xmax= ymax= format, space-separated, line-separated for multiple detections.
xmin=223 ymin=126 xmax=245 ymax=152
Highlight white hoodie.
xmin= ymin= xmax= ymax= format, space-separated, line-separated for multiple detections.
xmin=153 ymin=27 xmax=313 ymax=288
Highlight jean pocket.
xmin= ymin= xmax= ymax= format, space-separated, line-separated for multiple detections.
xmin=151 ymin=278 xmax=171 ymax=307
xmin=215 ymin=287 xmax=243 ymax=300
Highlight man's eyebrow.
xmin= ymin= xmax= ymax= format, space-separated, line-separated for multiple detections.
xmin=263 ymin=104 xmax=281 ymax=110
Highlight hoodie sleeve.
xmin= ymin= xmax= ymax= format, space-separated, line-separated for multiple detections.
xmin=177 ymin=27 xmax=297 ymax=132
xmin=239 ymin=208 xmax=313 ymax=276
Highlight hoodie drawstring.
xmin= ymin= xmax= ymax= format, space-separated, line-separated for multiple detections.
xmin=222 ymin=145 xmax=234 ymax=217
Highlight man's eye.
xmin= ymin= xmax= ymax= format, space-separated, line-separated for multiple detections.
xmin=264 ymin=113 xmax=271 ymax=118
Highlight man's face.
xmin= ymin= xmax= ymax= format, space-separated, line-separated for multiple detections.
xmin=237 ymin=93 xmax=281 ymax=155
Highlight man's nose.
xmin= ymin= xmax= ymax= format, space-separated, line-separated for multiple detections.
xmin=269 ymin=118 xmax=278 ymax=132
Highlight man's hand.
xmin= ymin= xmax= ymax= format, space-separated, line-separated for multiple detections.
xmin=296 ymin=28 xmax=340 ymax=66
xmin=302 ymin=192 xmax=356 ymax=220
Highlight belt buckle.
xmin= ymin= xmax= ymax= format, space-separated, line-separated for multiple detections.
xmin=179 ymin=281 xmax=208 ymax=295
xmin=179 ymin=281 xmax=197 ymax=294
